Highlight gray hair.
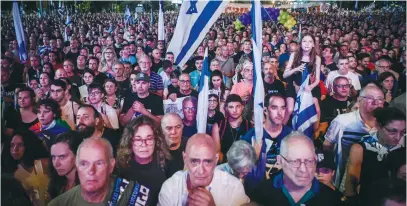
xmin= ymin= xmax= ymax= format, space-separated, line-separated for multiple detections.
xmin=182 ymin=96 xmax=198 ymax=108
xmin=375 ymin=58 xmax=392 ymax=68
xmin=279 ymin=131 xmax=314 ymax=157
xmin=76 ymin=138 xmax=114 ymax=164
xmin=359 ymin=84 xmax=383 ymax=99
xmin=227 ymin=140 xmax=256 ymax=172
xmin=161 ymin=112 xmax=183 ymax=129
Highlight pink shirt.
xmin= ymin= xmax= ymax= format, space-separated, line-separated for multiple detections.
xmin=230 ymin=82 xmax=253 ymax=98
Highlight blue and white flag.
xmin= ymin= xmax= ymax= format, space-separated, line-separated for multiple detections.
xmin=150 ymin=7 xmax=154 ymax=25
xmin=39 ymin=0 xmax=43 ymax=18
xmin=354 ymin=0 xmax=358 ymax=11
xmin=251 ymin=0 xmax=264 ymax=143
xmin=12 ymin=2 xmax=27 ymax=63
xmin=291 ymin=74 xmax=318 ymax=138
xmin=158 ymin=0 xmax=165 ymax=41
xmin=58 ymin=1 xmax=65 ymax=16
xmin=65 ymin=13 xmax=72 ymax=25
xmin=124 ymin=6 xmax=132 ymax=25
xmin=167 ymin=0 xmax=228 ymax=67
xmin=196 ymin=48 xmax=210 ymax=133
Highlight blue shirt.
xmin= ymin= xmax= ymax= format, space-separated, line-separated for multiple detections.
xmin=189 ymin=70 xmax=201 ymax=89
xmin=120 ymin=56 xmax=137 ymax=65
xmin=278 ymin=52 xmax=290 ymax=69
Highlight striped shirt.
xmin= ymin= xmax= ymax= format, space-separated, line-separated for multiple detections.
xmin=149 ymin=72 xmax=164 ymax=92
xmin=324 ymin=110 xmax=377 ymax=187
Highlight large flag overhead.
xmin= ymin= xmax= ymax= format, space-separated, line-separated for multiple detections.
xmin=292 ymin=73 xmax=318 ymax=138
xmin=158 ymin=0 xmax=165 ymax=41
xmin=251 ymin=0 xmax=264 ymax=143
xmin=196 ymin=48 xmax=210 ymax=133
xmin=12 ymin=2 xmax=27 ymax=63
xmin=167 ymin=0 xmax=228 ymax=67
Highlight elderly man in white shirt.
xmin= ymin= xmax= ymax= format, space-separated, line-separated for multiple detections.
xmin=158 ymin=133 xmax=250 ymax=206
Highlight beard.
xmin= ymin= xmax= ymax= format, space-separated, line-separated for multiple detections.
xmin=76 ymin=124 xmax=96 ymax=138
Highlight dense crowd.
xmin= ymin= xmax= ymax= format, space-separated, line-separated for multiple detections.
xmin=1 ymin=4 xmax=406 ymax=206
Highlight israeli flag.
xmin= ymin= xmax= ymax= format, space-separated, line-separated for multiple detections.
xmin=12 ymin=2 xmax=27 ymax=63
xmin=158 ymin=0 xmax=165 ymax=41
xmin=167 ymin=0 xmax=228 ymax=67
xmin=58 ymin=1 xmax=65 ymax=16
xmin=354 ymin=0 xmax=358 ymax=11
xmin=291 ymin=74 xmax=318 ymax=138
xmin=66 ymin=13 xmax=72 ymax=25
xmin=196 ymin=48 xmax=210 ymax=133
xmin=252 ymin=0 xmax=265 ymax=143
xmin=124 ymin=6 xmax=132 ymax=25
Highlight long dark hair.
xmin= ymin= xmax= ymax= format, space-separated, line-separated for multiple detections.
xmin=292 ymin=34 xmax=317 ymax=72
xmin=1 ymin=130 xmax=49 ymax=174
xmin=48 ymin=131 xmax=83 ymax=199
xmin=209 ymin=70 xmax=227 ymax=101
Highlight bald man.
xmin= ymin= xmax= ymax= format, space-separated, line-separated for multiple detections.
xmin=55 ymin=68 xmax=67 ymax=79
xmin=161 ymin=113 xmax=187 ymax=177
xmin=252 ymin=131 xmax=342 ymax=205
xmin=49 ymin=138 xmax=151 ymax=206
xmin=158 ymin=133 xmax=249 ymax=206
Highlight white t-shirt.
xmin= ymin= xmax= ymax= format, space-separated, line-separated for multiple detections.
xmin=325 ymin=70 xmax=361 ymax=91
xmin=60 ymin=100 xmax=79 ymax=130
xmin=158 ymin=170 xmax=249 ymax=206
xmin=96 ymin=103 xmax=119 ymax=129
xmin=159 ymin=71 xmax=171 ymax=89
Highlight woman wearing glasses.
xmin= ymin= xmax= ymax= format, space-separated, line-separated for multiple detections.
xmin=345 ymin=107 xmax=406 ymax=205
xmin=116 ymin=116 xmax=171 ymax=206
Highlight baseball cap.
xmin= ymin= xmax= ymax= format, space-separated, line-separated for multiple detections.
xmin=135 ymin=72 xmax=150 ymax=82
xmin=316 ymin=150 xmax=336 ymax=170
xmin=262 ymin=52 xmax=271 ymax=57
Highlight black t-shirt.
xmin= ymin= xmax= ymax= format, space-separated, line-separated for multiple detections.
xmin=117 ymin=156 xmax=166 ymax=206
xmin=5 ymin=109 xmax=39 ymax=131
xmin=121 ymin=93 xmax=164 ymax=117
xmin=168 ymin=89 xmax=198 ymax=99
xmin=68 ymin=75 xmax=83 ymax=87
xmin=207 ymin=111 xmax=224 ymax=134
xmin=117 ymin=79 xmax=130 ymax=97
xmin=101 ymin=127 xmax=121 ymax=156
xmin=9 ymin=63 xmax=24 ymax=84
xmin=326 ymin=62 xmax=339 ymax=71
xmin=2 ymin=83 xmax=17 ymax=110
xmin=65 ymin=50 xmax=80 ymax=63
xmin=165 ymin=138 xmax=187 ymax=178
xmin=234 ymin=50 xmax=253 ymax=64
xmin=166 ymin=85 xmax=179 ymax=99
xmin=219 ymin=119 xmax=252 ymax=162
xmin=182 ymin=124 xmax=198 ymax=139
xmin=27 ymin=67 xmax=41 ymax=80
xmin=151 ymin=60 xmax=163 ymax=73
xmin=264 ymin=79 xmax=286 ymax=97
xmin=94 ymin=73 xmax=108 ymax=85
xmin=320 ymin=95 xmax=351 ymax=124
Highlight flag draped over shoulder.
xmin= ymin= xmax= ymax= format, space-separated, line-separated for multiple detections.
xmin=196 ymin=48 xmax=210 ymax=133
xmin=167 ymin=0 xmax=228 ymax=67
xmin=12 ymin=2 xmax=27 ymax=63
xmin=291 ymin=69 xmax=318 ymax=138
xmin=158 ymin=0 xmax=165 ymax=41
xmin=251 ymin=0 xmax=264 ymax=143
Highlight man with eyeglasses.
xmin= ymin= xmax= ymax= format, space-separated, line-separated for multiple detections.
xmin=120 ymin=72 xmax=163 ymax=126
xmin=158 ymin=133 xmax=249 ymax=206
xmin=325 ymin=57 xmax=360 ymax=98
xmin=50 ymin=80 xmax=80 ymax=130
xmin=167 ymin=73 xmax=198 ymax=101
xmin=87 ymin=83 xmax=119 ymax=129
xmin=181 ymin=96 xmax=198 ymax=138
xmin=251 ymin=131 xmax=341 ymax=205
xmin=323 ymin=84 xmax=384 ymax=188
xmin=63 ymin=59 xmax=82 ymax=87
xmin=316 ymin=77 xmax=353 ymax=145
xmin=138 ymin=55 xmax=164 ymax=97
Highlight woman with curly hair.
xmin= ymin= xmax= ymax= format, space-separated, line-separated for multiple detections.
xmin=116 ymin=116 xmax=171 ymax=206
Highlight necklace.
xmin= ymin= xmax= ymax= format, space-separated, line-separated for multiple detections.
xmin=229 ymin=123 xmax=240 ymax=142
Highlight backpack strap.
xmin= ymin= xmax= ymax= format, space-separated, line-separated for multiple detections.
xmin=219 ymin=119 xmax=227 ymax=139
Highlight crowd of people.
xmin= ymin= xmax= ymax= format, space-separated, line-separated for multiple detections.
xmin=1 ymin=3 xmax=406 ymax=206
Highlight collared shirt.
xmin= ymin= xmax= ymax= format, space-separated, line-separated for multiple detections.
xmin=149 ymin=72 xmax=164 ymax=92
xmin=324 ymin=110 xmax=377 ymax=187
xmin=251 ymin=171 xmax=342 ymax=206
xmin=158 ymin=170 xmax=249 ymax=206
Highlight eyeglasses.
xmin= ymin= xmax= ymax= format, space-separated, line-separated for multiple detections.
xmin=280 ymin=155 xmax=316 ymax=168
xmin=360 ymin=96 xmax=385 ymax=104
xmin=88 ymin=91 xmax=102 ymax=96
xmin=179 ymin=80 xmax=190 ymax=84
xmin=383 ymin=127 xmax=406 ymax=137
xmin=132 ymin=137 xmax=154 ymax=146
xmin=334 ymin=84 xmax=351 ymax=89
xmin=183 ymin=107 xmax=196 ymax=112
